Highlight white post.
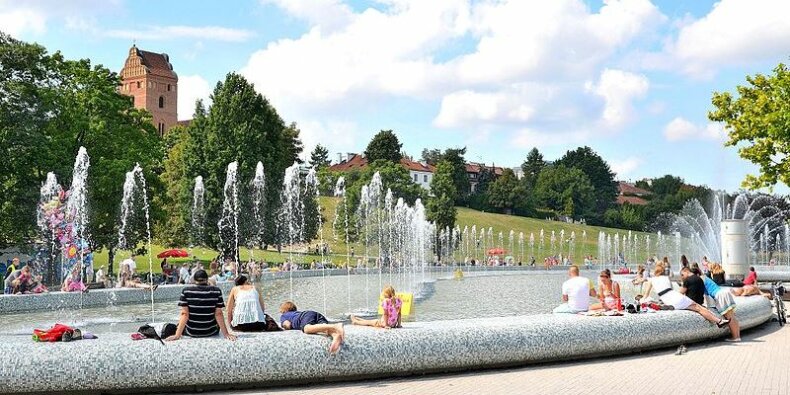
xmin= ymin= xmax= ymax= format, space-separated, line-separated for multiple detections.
xmin=721 ymin=219 xmax=748 ymax=280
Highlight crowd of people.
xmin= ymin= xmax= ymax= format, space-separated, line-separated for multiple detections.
xmin=553 ymin=255 xmax=774 ymax=342
xmin=163 ymin=269 xmax=403 ymax=354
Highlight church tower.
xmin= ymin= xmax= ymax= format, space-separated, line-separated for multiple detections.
xmin=119 ymin=45 xmax=178 ymax=135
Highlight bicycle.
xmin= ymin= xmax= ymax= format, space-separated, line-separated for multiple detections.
xmin=773 ymin=282 xmax=786 ymax=326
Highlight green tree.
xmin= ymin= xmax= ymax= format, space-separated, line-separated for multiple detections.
xmin=0 ymin=33 xmax=164 ymax=274
xmin=555 ymin=146 xmax=617 ymax=219
xmin=427 ymin=160 xmax=457 ymax=229
xmin=155 ymin=125 xmax=192 ymax=247
xmin=648 ymin=175 xmax=683 ymax=197
xmin=520 ymin=147 xmax=546 ymax=189
xmin=421 ymin=148 xmax=442 ymax=165
xmin=709 ymin=62 xmax=790 ymax=189
xmin=364 ymin=130 xmax=402 ymax=163
xmin=427 ymin=160 xmax=457 ymax=260
xmin=442 ymin=147 xmax=470 ymax=202
xmin=534 ymin=165 xmax=595 ymax=219
xmin=179 ymin=72 xmax=298 ymax=255
xmin=309 ymin=144 xmax=330 ymax=169
xmin=486 ymin=168 xmax=525 ymax=215
xmin=345 ymin=159 xmax=425 ymax=214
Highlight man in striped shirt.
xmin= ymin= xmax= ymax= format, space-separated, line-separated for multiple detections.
xmin=166 ymin=269 xmax=236 ymax=341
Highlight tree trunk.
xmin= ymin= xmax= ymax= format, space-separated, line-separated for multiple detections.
xmin=108 ymin=246 xmax=115 ymax=276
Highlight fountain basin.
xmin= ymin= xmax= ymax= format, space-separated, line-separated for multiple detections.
xmin=0 ymin=296 xmax=772 ymax=394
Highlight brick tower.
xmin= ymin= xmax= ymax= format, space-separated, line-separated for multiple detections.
xmin=119 ymin=44 xmax=178 ymax=135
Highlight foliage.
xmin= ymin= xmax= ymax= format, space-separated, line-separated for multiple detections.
xmin=420 ymin=148 xmax=442 ymax=165
xmin=555 ymin=146 xmax=617 ymax=221
xmin=709 ymin=62 xmax=790 ymax=189
xmin=534 ymin=165 xmax=595 ymax=219
xmin=427 ymin=160 xmax=457 ymax=231
xmin=0 ymin=33 xmax=163 ymax=258
xmin=309 ymin=144 xmax=330 ymax=169
xmin=486 ymin=168 xmax=525 ymax=215
xmin=520 ymin=147 xmax=546 ymax=190
xmin=442 ymin=147 xmax=470 ymax=202
xmin=345 ymin=159 xmax=426 ymax=213
xmin=176 ymin=72 xmax=301 ymax=256
xmin=316 ymin=166 xmax=338 ymax=196
xmin=364 ymin=130 xmax=402 ymax=163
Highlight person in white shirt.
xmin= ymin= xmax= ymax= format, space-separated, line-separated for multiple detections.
xmin=120 ymin=255 xmax=136 ymax=275
xmin=553 ymin=265 xmax=597 ymax=313
xmin=178 ymin=264 xmax=190 ymax=284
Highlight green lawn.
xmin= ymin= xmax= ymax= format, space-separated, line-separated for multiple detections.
xmin=93 ymin=197 xmax=651 ymax=272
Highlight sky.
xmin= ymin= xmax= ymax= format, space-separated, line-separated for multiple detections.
xmin=2 ymin=0 xmax=790 ymax=193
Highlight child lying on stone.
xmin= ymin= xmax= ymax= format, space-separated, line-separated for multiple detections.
xmin=279 ymin=301 xmax=345 ymax=354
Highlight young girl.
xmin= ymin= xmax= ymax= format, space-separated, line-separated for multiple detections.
xmin=590 ymin=269 xmax=621 ymax=311
xmin=351 ymin=286 xmax=402 ymax=329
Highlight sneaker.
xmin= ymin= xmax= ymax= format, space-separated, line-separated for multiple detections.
xmin=717 ymin=318 xmax=730 ymax=328
xmin=61 ymin=331 xmax=73 ymax=342
xmin=724 ymin=337 xmax=741 ymax=342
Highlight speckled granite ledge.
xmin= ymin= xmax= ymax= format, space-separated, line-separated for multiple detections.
xmin=0 ymin=266 xmax=562 ymax=314
xmin=0 ymin=296 xmax=772 ymax=394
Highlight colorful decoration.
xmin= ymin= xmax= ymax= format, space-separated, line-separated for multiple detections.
xmin=39 ymin=188 xmax=93 ymax=280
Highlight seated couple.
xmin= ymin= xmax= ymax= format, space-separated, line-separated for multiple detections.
xmin=553 ymin=266 xmax=621 ymax=313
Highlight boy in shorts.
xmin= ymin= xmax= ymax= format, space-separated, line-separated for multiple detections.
xmin=279 ymin=301 xmax=345 ymax=353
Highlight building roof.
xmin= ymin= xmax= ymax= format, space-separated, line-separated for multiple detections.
xmin=120 ymin=45 xmax=178 ymax=80
xmin=465 ymin=162 xmax=504 ymax=176
xmin=328 ymin=154 xmax=435 ymax=173
xmin=618 ymin=181 xmax=651 ymax=196
xmin=616 ymin=195 xmax=649 ymax=206
xmin=176 ymin=119 xmax=192 ymax=128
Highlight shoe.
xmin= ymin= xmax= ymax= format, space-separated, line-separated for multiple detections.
xmin=724 ymin=337 xmax=741 ymax=342
xmin=61 ymin=330 xmax=73 ymax=342
xmin=72 ymin=328 xmax=83 ymax=341
xmin=717 ymin=319 xmax=730 ymax=328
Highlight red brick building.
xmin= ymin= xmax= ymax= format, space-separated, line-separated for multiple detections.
xmin=616 ymin=181 xmax=651 ymax=206
xmin=119 ymin=45 xmax=178 ymax=135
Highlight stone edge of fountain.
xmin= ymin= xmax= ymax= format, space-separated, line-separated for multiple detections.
xmin=0 ymin=296 xmax=773 ymax=394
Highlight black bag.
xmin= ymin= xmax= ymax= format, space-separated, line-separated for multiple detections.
xmin=264 ymin=314 xmax=283 ymax=332
xmin=137 ymin=323 xmax=178 ymax=344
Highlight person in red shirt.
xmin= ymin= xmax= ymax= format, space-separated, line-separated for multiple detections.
xmin=743 ymin=266 xmax=757 ymax=285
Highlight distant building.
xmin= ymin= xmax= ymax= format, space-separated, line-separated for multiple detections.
xmin=616 ymin=181 xmax=651 ymax=206
xmin=465 ymin=162 xmax=504 ymax=193
xmin=328 ymin=153 xmax=435 ymax=191
xmin=119 ymin=44 xmax=178 ymax=135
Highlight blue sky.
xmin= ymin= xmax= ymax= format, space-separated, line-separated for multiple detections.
xmin=3 ymin=0 xmax=790 ymax=193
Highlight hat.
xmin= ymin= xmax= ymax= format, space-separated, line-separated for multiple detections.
xmin=193 ymin=269 xmax=208 ymax=282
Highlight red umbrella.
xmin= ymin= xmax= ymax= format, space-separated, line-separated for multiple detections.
xmin=157 ymin=249 xmax=189 ymax=259
xmin=487 ymin=248 xmax=506 ymax=256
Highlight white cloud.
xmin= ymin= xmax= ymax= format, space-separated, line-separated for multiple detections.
xmin=667 ymin=0 xmax=790 ymax=77
xmin=261 ymin=0 xmax=354 ymax=33
xmin=663 ymin=117 xmax=725 ymax=142
xmin=297 ymin=120 xmax=359 ymax=163
xmin=177 ymin=75 xmax=212 ymax=121
xmin=611 ymin=157 xmax=643 ymax=178
xmin=106 ymin=25 xmax=254 ymax=42
xmin=585 ymin=68 xmax=649 ymax=128
xmin=512 ymin=128 xmax=590 ymax=149
xmin=0 ymin=7 xmax=46 ymax=36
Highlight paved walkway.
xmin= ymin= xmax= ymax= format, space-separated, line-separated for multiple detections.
xmin=232 ymin=321 xmax=788 ymax=395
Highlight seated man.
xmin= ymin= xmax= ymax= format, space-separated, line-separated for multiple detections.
xmin=553 ymin=265 xmax=596 ymax=313
xmin=166 ymin=269 xmax=235 ymax=341
xmin=279 ymin=301 xmax=345 ymax=353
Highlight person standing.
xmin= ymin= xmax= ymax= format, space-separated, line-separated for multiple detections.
xmin=166 ymin=269 xmax=235 ymax=341
xmin=553 ymin=265 xmax=596 ymax=313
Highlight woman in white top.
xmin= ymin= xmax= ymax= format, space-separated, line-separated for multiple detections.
xmin=226 ymin=275 xmax=268 ymax=332
xmin=642 ymin=263 xmax=728 ymax=327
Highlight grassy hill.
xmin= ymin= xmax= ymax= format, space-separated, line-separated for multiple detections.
xmin=93 ymin=196 xmax=649 ymax=272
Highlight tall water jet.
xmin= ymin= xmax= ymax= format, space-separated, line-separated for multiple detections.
xmin=250 ymin=162 xmax=266 ymax=263
xmin=333 ymin=176 xmax=350 ymax=312
xmin=281 ymin=163 xmax=302 ymax=300
xmin=191 ymin=176 xmax=205 ymax=249
xmin=118 ymin=164 xmax=155 ymax=322
xmin=304 ymin=168 xmax=325 ymax=312
xmin=218 ymin=162 xmax=240 ymax=266
xmin=65 ymin=147 xmax=91 ymax=282
xmin=38 ymin=173 xmax=63 ymax=284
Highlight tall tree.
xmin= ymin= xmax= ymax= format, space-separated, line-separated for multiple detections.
xmin=427 ymin=160 xmax=457 ymax=260
xmin=486 ymin=168 xmax=525 ymax=215
xmin=442 ymin=147 xmax=470 ymax=202
xmin=648 ymin=175 xmax=683 ymax=196
xmin=709 ymin=62 xmax=790 ymax=189
xmin=534 ymin=165 xmax=595 ymax=219
xmin=420 ymin=148 xmax=442 ymax=165
xmin=309 ymin=144 xmax=330 ymax=169
xmin=0 ymin=33 xmax=163 ymax=270
xmin=520 ymin=147 xmax=546 ymax=189
xmin=427 ymin=160 xmax=457 ymax=230
xmin=179 ymin=72 xmax=297 ymax=255
xmin=364 ymin=130 xmax=402 ymax=163
xmin=555 ymin=146 xmax=617 ymax=219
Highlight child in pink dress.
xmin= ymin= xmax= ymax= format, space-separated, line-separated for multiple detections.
xmin=351 ymin=286 xmax=402 ymax=328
